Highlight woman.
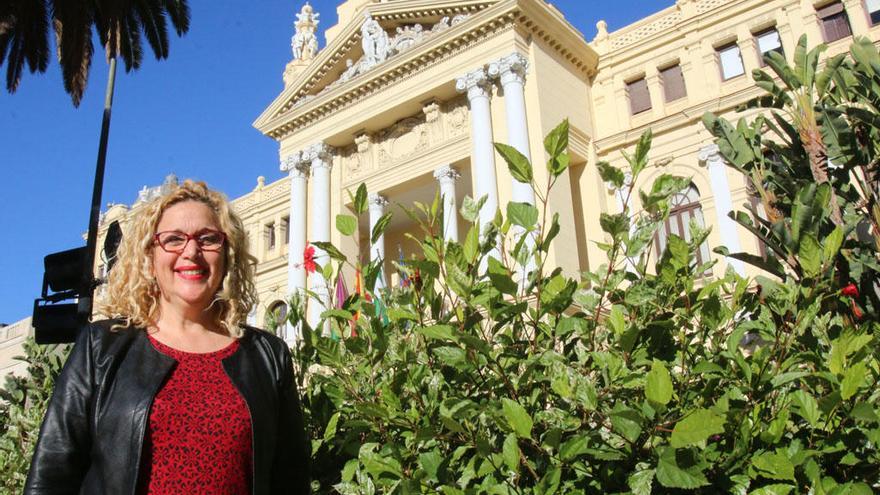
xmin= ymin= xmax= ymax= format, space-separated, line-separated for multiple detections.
xmin=25 ymin=180 xmax=310 ymax=494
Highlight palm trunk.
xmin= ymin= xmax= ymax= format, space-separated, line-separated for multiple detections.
xmin=801 ymin=124 xmax=844 ymax=227
xmin=78 ymin=56 xmax=117 ymax=320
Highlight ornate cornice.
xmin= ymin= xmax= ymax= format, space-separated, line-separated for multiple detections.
xmin=254 ymin=0 xmax=598 ymax=141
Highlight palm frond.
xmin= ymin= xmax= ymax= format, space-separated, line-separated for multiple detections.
xmin=1 ymin=0 xmax=50 ymax=93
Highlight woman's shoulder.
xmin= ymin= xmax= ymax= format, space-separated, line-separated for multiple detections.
xmin=78 ymin=318 xmax=145 ymax=352
xmin=240 ymin=325 xmax=292 ymax=360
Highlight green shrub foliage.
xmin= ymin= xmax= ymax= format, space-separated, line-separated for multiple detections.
xmin=0 ymin=339 xmax=69 ymax=492
xmin=293 ymin=36 xmax=879 ymax=494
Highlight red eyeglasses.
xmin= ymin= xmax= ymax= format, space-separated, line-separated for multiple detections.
xmin=154 ymin=230 xmax=226 ymax=254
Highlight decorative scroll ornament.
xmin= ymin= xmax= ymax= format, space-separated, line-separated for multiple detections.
xmin=291 ymin=3 xmax=320 ymax=61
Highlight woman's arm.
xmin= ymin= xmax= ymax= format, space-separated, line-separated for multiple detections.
xmin=272 ymin=344 xmax=312 ymax=494
xmin=23 ymin=324 xmax=95 ymax=494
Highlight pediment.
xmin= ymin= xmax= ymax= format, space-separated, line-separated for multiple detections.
xmin=254 ymin=0 xmax=498 ymax=131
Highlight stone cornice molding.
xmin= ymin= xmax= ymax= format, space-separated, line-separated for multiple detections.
xmin=455 ymin=67 xmax=492 ymax=100
xmin=254 ymin=0 xmax=598 ymax=141
xmin=487 ymin=52 xmax=529 ymax=86
xmin=433 ymin=164 xmax=461 ymax=182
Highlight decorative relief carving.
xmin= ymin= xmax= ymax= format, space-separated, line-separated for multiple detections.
xmin=695 ymin=0 xmax=730 ymax=14
xmin=339 ymin=143 xmax=361 ymax=177
xmin=291 ymin=13 xmax=472 ymax=107
xmin=609 ymin=11 xmax=682 ymax=50
xmin=444 ymin=96 xmax=469 ymax=138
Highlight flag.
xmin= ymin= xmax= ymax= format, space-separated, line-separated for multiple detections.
xmin=331 ymin=273 xmax=349 ymax=340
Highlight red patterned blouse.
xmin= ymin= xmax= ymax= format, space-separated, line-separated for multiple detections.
xmin=138 ymin=335 xmax=253 ymax=495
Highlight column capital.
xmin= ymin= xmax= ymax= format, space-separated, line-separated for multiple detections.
xmin=280 ymin=151 xmax=310 ymax=178
xmin=433 ymin=164 xmax=461 ymax=183
xmin=488 ymin=52 xmax=529 ymax=86
xmin=305 ymin=142 xmax=334 ymax=170
xmin=455 ymin=67 xmax=492 ymax=100
xmin=368 ymin=192 xmax=388 ymax=211
xmin=698 ymin=143 xmax=723 ymax=166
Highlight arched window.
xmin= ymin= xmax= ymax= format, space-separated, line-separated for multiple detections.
xmin=266 ymin=300 xmax=288 ymax=327
xmin=655 ymin=184 xmax=712 ymax=266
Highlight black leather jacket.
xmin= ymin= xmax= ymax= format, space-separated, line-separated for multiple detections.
xmin=24 ymin=320 xmax=311 ymax=494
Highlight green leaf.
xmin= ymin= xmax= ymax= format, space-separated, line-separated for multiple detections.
xmin=610 ymin=404 xmax=643 ymax=443
xmin=311 ymin=241 xmax=346 ymax=262
xmin=352 ymin=183 xmax=368 ymax=215
xmin=336 ymin=214 xmax=358 ymax=236
xmin=322 ymin=412 xmax=340 ymax=443
xmin=502 ymin=433 xmax=519 ymax=473
xmin=791 ymin=390 xmax=821 ymax=428
xmin=628 ymin=468 xmax=655 ymax=495
xmin=841 ymin=362 xmax=867 ymax=400
xmin=752 ymin=452 xmax=795 ymax=481
xmin=535 ymin=466 xmax=561 ymax=495
xmin=645 ymin=359 xmax=673 ymax=406
xmin=559 ymin=434 xmax=588 ymax=461
xmin=631 ymin=128 xmax=653 ymax=178
xmin=543 ymin=119 xmax=569 ymax=158
xmin=656 ymin=447 xmax=709 ymax=489
xmin=599 ymin=212 xmax=629 ymax=237
xmin=487 ymin=257 xmax=517 ymax=295
xmin=749 ymin=484 xmax=794 ymax=495
xmin=670 ymin=409 xmax=725 ymax=448
xmin=419 ymin=450 xmax=443 ymax=481
xmin=507 ymin=202 xmax=539 ymax=228
xmin=596 ymin=161 xmax=625 ymax=188
xmin=463 ymin=225 xmax=479 ymax=262
xmin=822 ymin=226 xmax=843 ymax=263
xmin=501 ymin=398 xmax=534 ymax=439
xmin=495 ymin=142 xmax=533 ymax=183
xmin=798 ymin=234 xmax=821 ymax=276
xmin=417 ymin=324 xmax=457 ymax=341
xmin=370 ymin=212 xmax=392 ymax=245
xmin=461 ymin=195 xmax=487 ymax=223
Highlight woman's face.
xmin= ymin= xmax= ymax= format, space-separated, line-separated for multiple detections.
xmin=152 ymin=200 xmax=226 ymax=318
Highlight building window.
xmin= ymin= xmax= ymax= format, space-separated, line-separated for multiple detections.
xmin=717 ymin=43 xmax=745 ymax=81
xmin=266 ymin=222 xmax=276 ymax=250
xmin=660 ymin=64 xmax=687 ymax=102
xmin=817 ymin=2 xmax=852 ymax=42
xmin=282 ymin=216 xmax=290 ymax=245
xmin=755 ymin=28 xmax=784 ymax=65
xmin=654 ymin=185 xmax=712 ymax=267
xmin=267 ymin=301 xmax=288 ymax=329
xmin=866 ymin=0 xmax=880 ymax=25
xmin=627 ymin=77 xmax=651 ymax=115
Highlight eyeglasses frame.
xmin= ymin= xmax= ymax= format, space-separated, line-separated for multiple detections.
xmin=153 ymin=230 xmax=227 ymax=254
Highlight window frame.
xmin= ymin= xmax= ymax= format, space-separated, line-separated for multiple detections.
xmin=659 ymin=63 xmax=687 ymax=102
xmin=754 ymin=27 xmax=784 ymax=67
xmin=653 ymin=185 xmax=712 ymax=269
xmin=626 ymin=76 xmax=652 ymax=115
xmin=266 ymin=222 xmax=276 ymax=250
xmin=716 ymin=42 xmax=746 ymax=81
xmin=817 ymin=1 xmax=853 ymax=43
xmin=865 ymin=0 xmax=880 ymax=25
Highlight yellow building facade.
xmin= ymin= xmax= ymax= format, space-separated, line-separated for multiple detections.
xmin=94 ymin=0 xmax=880 ymax=344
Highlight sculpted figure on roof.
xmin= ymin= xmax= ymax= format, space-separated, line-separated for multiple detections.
xmin=361 ymin=13 xmax=390 ymax=68
xmin=291 ymin=3 xmax=320 ymax=61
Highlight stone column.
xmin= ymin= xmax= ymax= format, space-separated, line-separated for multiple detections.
xmin=306 ymin=142 xmax=334 ymax=329
xmin=434 ymin=165 xmax=461 ymax=243
xmin=281 ymin=151 xmax=309 ymax=343
xmin=456 ymin=67 xmax=499 ymax=254
xmin=489 ymin=53 xmax=537 ymax=281
xmin=368 ymin=193 xmax=389 ymax=289
xmin=699 ymin=144 xmax=745 ymax=275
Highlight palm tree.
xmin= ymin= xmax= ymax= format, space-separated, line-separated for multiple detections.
xmin=2 ymin=0 xmax=190 ymax=333
xmin=1 ymin=0 xmax=190 ymax=106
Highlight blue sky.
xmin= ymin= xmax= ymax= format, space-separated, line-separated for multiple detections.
xmin=0 ymin=0 xmax=671 ymax=323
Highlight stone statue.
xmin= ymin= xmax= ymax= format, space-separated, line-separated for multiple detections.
xmin=291 ymin=3 xmax=319 ymax=61
xmin=360 ymin=13 xmax=389 ymax=68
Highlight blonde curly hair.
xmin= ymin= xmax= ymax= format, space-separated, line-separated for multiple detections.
xmin=98 ymin=180 xmax=257 ymax=337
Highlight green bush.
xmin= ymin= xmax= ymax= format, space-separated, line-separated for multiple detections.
xmin=292 ymin=36 xmax=879 ymax=494
xmin=0 ymin=339 xmax=69 ymax=492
